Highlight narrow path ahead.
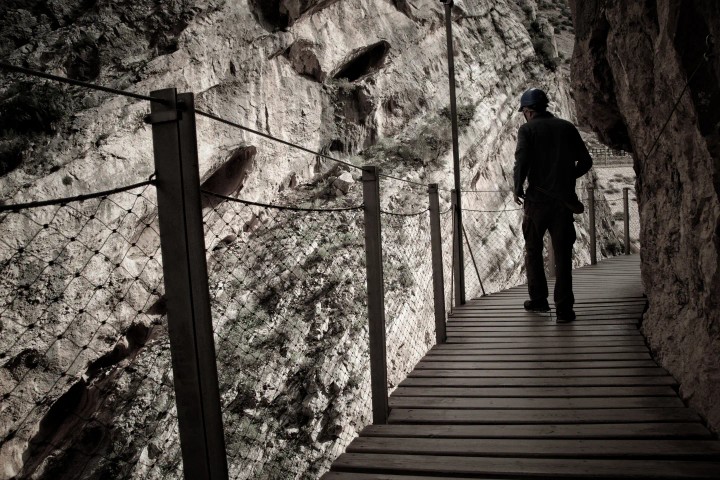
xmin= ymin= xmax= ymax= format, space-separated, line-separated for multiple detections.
xmin=323 ymin=255 xmax=720 ymax=479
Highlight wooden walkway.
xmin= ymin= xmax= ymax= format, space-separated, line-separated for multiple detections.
xmin=323 ymin=255 xmax=720 ymax=479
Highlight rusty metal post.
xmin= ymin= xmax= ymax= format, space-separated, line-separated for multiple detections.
xmin=361 ymin=165 xmax=389 ymax=424
xmin=148 ymin=88 xmax=228 ymax=480
xmin=623 ymin=187 xmax=631 ymax=255
xmin=588 ymin=186 xmax=597 ymax=265
xmin=451 ymin=190 xmax=466 ymax=307
xmin=428 ymin=184 xmax=447 ymax=343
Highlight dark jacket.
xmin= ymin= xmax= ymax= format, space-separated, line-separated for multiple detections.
xmin=513 ymin=111 xmax=592 ymax=202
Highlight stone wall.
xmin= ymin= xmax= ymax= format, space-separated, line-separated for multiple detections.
xmin=570 ymin=0 xmax=720 ymax=431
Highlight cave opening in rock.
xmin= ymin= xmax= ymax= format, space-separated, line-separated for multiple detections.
xmin=249 ymin=0 xmax=290 ymax=31
xmin=328 ymin=139 xmax=345 ymax=153
xmin=333 ymin=41 xmax=391 ymax=82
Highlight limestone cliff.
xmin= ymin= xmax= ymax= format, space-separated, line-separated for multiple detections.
xmin=570 ymin=0 xmax=720 ymax=431
xmin=0 ymin=0 xmax=616 ymax=478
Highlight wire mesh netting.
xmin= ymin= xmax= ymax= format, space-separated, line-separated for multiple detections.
xmin=461 ymin=191 xmax=526 ymax=299
xmin=200 ymin=191 xmax=369 ymax=480
xmin=602 ymin=190 xmax=640 ymax=254
xmin=380 ymin=208 xmax=435 ymax=391
xmin=440 ymin=207 xmax=454 ymax=314
xmin=581 ymin=187 xmax=627 ymax=259
xmin=0 ymin=184 xmax=184 ymax=479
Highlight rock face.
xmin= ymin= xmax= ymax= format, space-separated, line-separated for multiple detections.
xmin=0 ymin=0 xmax=619 ymax=478
xmin=570 ymin=1 xmax=720 ymax=431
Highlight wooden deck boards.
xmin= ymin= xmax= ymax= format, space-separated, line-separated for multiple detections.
xmin=324 ymin=255 xmax=720 ymax=479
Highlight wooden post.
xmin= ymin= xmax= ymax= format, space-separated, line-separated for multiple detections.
xmin=623 ymin=187 xmax=631 ymax=255
xmin=361 ymin=165 xmax=389 ymax=424
xmin=451 ymin=190 xmax=466 ymax=307
xmin=588 ymin=186 xmax=597 ymax=265
xmin=148 ymin=88 xmax=228 ymax=480
xmin=428 ymin=184 xmax=447 ymax=344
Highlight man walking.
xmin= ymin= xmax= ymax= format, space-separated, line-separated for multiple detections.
xmin=513 ymin=88 xmax=593 ymax=323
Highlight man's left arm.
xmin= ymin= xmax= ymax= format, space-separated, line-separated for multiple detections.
xmin=514 ymin=125 xmax=531 ymax=204
xmin=572 ymin=127 xmax=593 ymax=178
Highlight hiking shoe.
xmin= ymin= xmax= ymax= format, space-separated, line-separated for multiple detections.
xmin=524 ymin=299 xmax=550 ymax=312
xmin=556 ymin=310 xmax=576 ymax=323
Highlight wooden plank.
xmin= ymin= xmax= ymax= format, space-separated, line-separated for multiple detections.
xmin=445 ymin=324 xmax=639 ymax=331
xmin=415 ymin=360 xmax=659 ymax=369
xmin=446 ymin=338 xmax=647 ymax=346
xmin=387 ymin=396 xmax=684 ymax=410
xmin=468 ymin=295 xmax=646 ymax=302
xmin=400 ymin=376 xmax=678 ymax=387
xmin=457 ymin=299 xmax=643 ymax=305
xmin=322 ymin=474 xmax=485 ymax=480
xmin=360 ymin=423 xmax=713 ymax=439
xmin=330 ymin=453 xmax=720 ymax=478
xmin=446 ymin=325 xmax=642 ymax=331
xmin=449 ymin=310 xmax=641 ymax=316
xmin=445 ymin=330 xmax=644 ymax=337
xmin=449 ymin=311 xmax=643 ymax=317
xmin=461 ymin=304 xmax=642 ymax=310
xmin=446 ymin=336 xmax=648 ymax=343
xmin=429 ymin=345 xmax=651 ymax=354
xmin=453 ymin=307 xmax=645 ymax=314
xmin=391 ymin=386 xmax=678 ymax=398
xmin=446 ymin=319 xmax=639 ymax=326
xmin=347 ymin=437 xmax=720 ymax=458
xmin=407 ymin=368 xmax=670 ymax=378
xmin=387 ymin=407 xmax=700 ymax=424
xmin=424 ymin=353 xmax=653 ymax=361
xmin=459 ymin=298 xmax=645 ymax=305
xmin=448 ymin=320 xmax=643 ymax=326
xmin=446 ymin=328 xmax=644 ymax=335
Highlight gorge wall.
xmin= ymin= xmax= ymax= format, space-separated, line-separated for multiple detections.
xmin=570 ymin=0 xmax=720 ymax=431
xmin=0 ymin=0 xmax=619 ymax=478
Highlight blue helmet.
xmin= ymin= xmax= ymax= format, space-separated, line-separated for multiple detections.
xmin=518 ymin=88 xmax=549 ymax=112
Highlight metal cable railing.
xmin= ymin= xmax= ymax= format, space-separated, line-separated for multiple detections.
xmin=0 ymin=59 xmax=455 ymax=479
xmin=380 ymin=209 xmax=435 ymax=392
xmin=461 ymin=191 xmax=527 ymax=299
xmin=0 ymin=183 xmax=179 ymax=479
xmin=199 ymin=190 xmax=368 ymax=479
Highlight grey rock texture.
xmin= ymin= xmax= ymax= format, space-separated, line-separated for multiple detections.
xmin=570 ymin=0 xmax=720 ymax=431
xmin=1 ymin=0 xmax=620 ymax=478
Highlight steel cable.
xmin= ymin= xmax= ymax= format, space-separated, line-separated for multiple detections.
xmin=0 ymin=62 xmax=170 ymax=104
xmin=200 ymin=189 xmax=363 ymax=212
xmin=380 ymin=208 xmax=429 ymax=217
xmin=0 ymin=179 xmax=156 ymax=212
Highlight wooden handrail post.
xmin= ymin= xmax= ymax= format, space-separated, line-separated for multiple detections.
xmin=451 ymin=190 xmax=466 ymax=306
xmin=148 ymin=88 xmax=228 ymax=480
xmin=361 ymin=165 xmax=389 ymax=424
xmin=623 ymin=187 xmax=631 ymax=255
xmin=588 ymin=186 xmax=597 ymax=265
xmin=428 ymin=184 xmax=447 ymax=344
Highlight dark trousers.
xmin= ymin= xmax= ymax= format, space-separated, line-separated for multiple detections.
xmin=522 ymin=199 xmax=576 ymax=312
